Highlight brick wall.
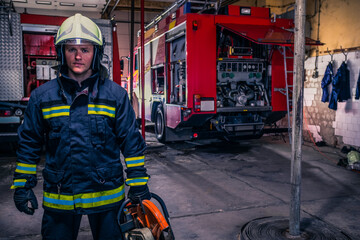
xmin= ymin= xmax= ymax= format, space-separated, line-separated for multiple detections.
xmin=302 ymin=51 xmax=360 ymax=148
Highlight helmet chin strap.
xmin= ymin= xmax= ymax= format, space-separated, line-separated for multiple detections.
xmin=92 ymin=47 xmax=98 ymax=70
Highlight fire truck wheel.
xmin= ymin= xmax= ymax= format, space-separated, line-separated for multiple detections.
xmin=155 ymin=106 xmax=166 ymax=143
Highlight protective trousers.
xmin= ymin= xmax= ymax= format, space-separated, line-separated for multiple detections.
xmin=41 ymin=208 xmax=122 ymax=240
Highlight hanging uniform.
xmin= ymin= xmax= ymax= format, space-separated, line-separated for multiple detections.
xmin=328 ymin=62 xmax=351 ymax=110
xmin=321 ymin=62 xmax=333 ymax=102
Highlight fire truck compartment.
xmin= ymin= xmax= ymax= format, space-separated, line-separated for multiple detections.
xmin=216 ymin=23 xmax=320 ymax=46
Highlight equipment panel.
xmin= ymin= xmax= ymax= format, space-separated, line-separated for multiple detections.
xmin=0 ymin=13 xmax=23 ymax=101
xmin=217 ymin=60 xmax=263 ymax=84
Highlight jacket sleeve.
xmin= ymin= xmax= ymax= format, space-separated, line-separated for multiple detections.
xmin=11 ymin=91 xmax=44 ymax=189
xmin=115 ymin=91 xmax=148 ymax=187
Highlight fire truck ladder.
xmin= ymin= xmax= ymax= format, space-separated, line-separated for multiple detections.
xmin=145 ymin=0 xmax=218 ymax=30
xmin=275 ymin=46 xmax=293 ymax=144
xmin=187 ymin=0 xmax=219 ymax=12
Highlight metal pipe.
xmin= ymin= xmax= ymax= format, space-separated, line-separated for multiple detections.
xmin=289 ymin=0 xmax=306 ymax=237
xmin=141 ymin=0 xmax=145 ymax=139
xmin=129 ymin=0 xmax=134 ymax=105
xmin=145 ymin=0 xmax=187 ymax=30
xmin=101 ymin=0 xmax=112 ymax=16
xmin=109 ymin=0 xmax=121 ymax=18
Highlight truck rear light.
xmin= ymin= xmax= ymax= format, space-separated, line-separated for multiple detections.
xmin=194 ymin=95 xmax=215 ymax=112
xmin=192 ymin=133 xmax=198 ymax=138
xmin=192 ymin=20 xmax=198 ymax=30
xmin=194 ymin=94 xmax=201 ymax=112
xmin=0 ymin=110 xmax=12 ymax=116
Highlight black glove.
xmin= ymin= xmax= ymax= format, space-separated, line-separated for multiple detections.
xmin=128 ymin=185 xmax=151 ymax=204
xmin=14 ymin=188 xmax=38 ymax=215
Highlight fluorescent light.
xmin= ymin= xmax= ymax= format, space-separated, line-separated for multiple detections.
xmin=12 ymin=0 xmax=28 ymax=3
xmin=240 ymin=7 xmax=251 ymax=15
xmin=60 ymin=2 xmax=75 ymax=6
xmin=36 ymin=0 xmax=51 ymax=5
xmin=82 ymin=4 xmax=97 ymax=8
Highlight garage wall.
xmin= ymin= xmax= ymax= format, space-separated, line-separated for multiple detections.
xmin=113 ymin=10 xmax=159 ymax=79
xmin=258 ymin=0 xmax=360 ymax=148
xmin=303 ymin=52 xmax=360 ymax=148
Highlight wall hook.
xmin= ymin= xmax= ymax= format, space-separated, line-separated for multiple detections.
xmin=327 ymin=47 xmax=334 ymax=62
xmin=340 ymin=46 xmax=348 ymax=62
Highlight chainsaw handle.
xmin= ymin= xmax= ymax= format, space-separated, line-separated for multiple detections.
xmin=118 ymin=192 xmax=171 ymax=225
xmin=117 ymin=198 xmax=132 ymax=227
xmin=150 ymin=193 xmax=170 ymax=221
xmin=117 ymin=192 xmax=174 ymax=240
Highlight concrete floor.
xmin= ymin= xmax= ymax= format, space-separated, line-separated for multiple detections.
xmin=0 ymin=133 xmax=359 ymax=240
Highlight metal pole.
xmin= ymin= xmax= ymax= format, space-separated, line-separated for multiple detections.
xmin=129 ymin=0 xmax=134 ymax=104
xmin=289 ymin=0 xmax=306 ymax=236
xmin=109 ymin=0 xmax=121 ymax=18
xmin=101 ymin=0 xmax=112 ymax=16
xmin=141 ymin=0 xmax=145 ymax=140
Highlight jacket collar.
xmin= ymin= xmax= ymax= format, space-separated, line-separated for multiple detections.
xmin=57 ymin=66 xmax=100 ymax=104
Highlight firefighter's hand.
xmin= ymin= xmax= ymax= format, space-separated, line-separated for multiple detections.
xmin=128 ymin=185 xmax=151 ymax=204
xmin=14 ymin=188 xmax=38 ymax=215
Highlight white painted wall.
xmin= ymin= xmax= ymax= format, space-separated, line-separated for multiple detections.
xmin=304 ymin=51 xmax=360 ymax=147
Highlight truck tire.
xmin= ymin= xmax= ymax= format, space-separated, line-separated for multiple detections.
xmin=154 ymin=105 xmax=166 ymax=143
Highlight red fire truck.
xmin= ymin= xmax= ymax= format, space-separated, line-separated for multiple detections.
xmin=128 ymin=1 xmax=318 ymax=142
xmin=0 ymin=10 xmax=122 ymax=143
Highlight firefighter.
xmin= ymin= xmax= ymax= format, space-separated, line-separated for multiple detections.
xmin=11 ymin=13 xmax=150 ymax=239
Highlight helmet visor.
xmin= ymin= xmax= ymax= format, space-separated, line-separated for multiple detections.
xmin=60 ymin=38 xmax=98 ymax=46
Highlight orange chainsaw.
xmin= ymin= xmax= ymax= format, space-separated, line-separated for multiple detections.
xmin=118 ymin=193 xmax=175 ymax=240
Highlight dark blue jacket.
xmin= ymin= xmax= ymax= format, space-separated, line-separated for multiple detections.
xmin=12 ymin=69 xmax=148 ymax=214
xmin=329 ymin=62 xmax=351 ymax=110
xmin=321 ymin=62 xmax=333 ymax=102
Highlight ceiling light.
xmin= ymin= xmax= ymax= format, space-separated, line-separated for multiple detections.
xmin=82 ymin=4 xmax=97 ymax=8
xmin=12 ymin=0 xmax=28 ymax=3
xmin=60 ymin=2 xmax=75 ymax=6
xmin=36 ymin=0 xmax=51 ymax=5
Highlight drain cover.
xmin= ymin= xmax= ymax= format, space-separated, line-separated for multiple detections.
xmin=240 ymin=216 xmax=352 ymax=240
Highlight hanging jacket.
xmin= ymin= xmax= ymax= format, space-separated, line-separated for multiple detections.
xmin=328 ymin=62 xmax=351 ymax=110
xmin=12 ymin=68 xmax=148 ymax=214
xmin=338 ymin=62 xmax=351 ymax=102
xmin=356 ymin=70 xmax=360 ymax=100
xmin=321 ymin=62 xmax=333 ymax=102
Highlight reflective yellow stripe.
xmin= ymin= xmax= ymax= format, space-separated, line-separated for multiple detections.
xmin=126 ymin=177 xmax=149 ymax=186
xmin=17 ymin=163 xmax=36 ymax=168
xmin=88 ymin=110 xmax=115 ymax=118
xmin=10 ymin=179 xmax=27 ymax=189
xmin=43 ymin=185 xmax=125 ymax=210
xmin=42 ymin=106 xmax=70 ymax=112
xmin=43 ymin=200 xmax=75 ymax=210
xmin=88 ymin=104 xmax=116 ymax=118
xmin=125 ymin=156 xmax=145 ymax=168
xmin=42 ymin=106 xmax=70 ymax=119
xmin=88 ymin=104 xmax=115 ymax=111
xmin=43 ymin=112 xmax=70 ymax=119
xmin=15 ymin=162 xmax=36 ymax=174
